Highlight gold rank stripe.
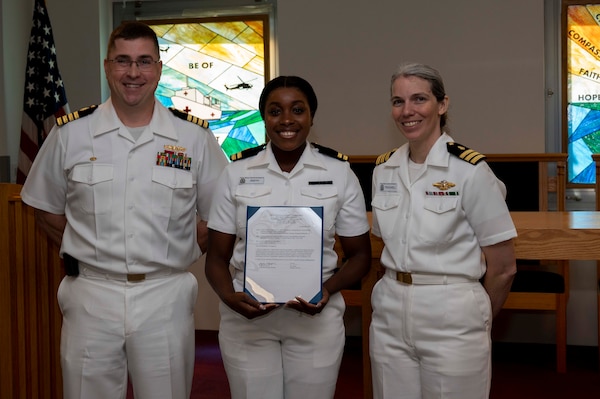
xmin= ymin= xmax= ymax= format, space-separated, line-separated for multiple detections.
xmin=186 ymin=114 xmax=209 ymax=129
xmin=459 ymin=149 xmax=486 ymax=164
xmin=376 ymin=153 xmax=388 ymax=165
xmin=376 ymin=148 xmax=398 ymax=165
xmin=57 ymin=112 xmax=78 ymax=126
xmin=56 ymin=105 xmax=98 ymax=126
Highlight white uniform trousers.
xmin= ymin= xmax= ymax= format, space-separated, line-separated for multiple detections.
xmin=369 ymin=273 xmax=492 ymax=399
xmin=57 ymin=269 xmax=198 ymax=399
xmin=218 ymin=292 xmax=346 ymax=399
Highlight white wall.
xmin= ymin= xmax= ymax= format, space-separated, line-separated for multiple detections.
xmin=4 ymin=0 xmax=597 ymax=346
xmin=277 ymin=1 xmax=546 ymax=155
xmin=3 ymin=0 xmax=547 ymax=172
xmin=0 ymin=0 xmax=30 ymax=176
xmin=0 ymin=1 xmax=5 ymax=155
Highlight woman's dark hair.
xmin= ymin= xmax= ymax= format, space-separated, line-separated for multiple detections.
xmin=258 ymin=76 xmax=318 ymax=119
xmin=391 ymin=63 xmax=448 ymax=129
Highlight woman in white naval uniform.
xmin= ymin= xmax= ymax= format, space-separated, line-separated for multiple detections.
xmin=206 ymin=76 xmax=372 ymax=399
xmin=369 ymin=63 xmax=517 ymax=399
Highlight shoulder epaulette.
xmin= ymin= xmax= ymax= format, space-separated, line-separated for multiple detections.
xmin=56 ymin=105 xmax=98 ymax=126
xmin=311 ymin=142 xmax=348 ymax=161
xmin=169 ymin=107 xmax=209 ymax=129
xmin=446 ymin=142 xmax=486 ymax=165
xmin=230 ymin=144 xmax=266 ymax=161
xmin=376 ymin=148 xmax=398 ymax=165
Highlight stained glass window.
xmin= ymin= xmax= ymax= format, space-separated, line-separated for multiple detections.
xmin=147 ymin=17 xmax=269 ymax=159
xmin=566 ymin=3 xmax=600 ymax=184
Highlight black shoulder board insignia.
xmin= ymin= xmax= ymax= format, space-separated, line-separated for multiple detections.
xmin=169 ymin=107 xmax=209 ymax=129
xmin=376 ymin=148 xmax=398 ymax=165
xmin=311 ymin=142 xmax=348 ymax=161
xmin=446 ymin=142 xmax=486 ymax=165
xmin=56 ymin=105 xmax=98 ymax=126
xmin=230 ymin=144 xmax=266 ymax=162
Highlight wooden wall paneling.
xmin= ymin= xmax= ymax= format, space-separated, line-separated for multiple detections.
xmin=1 ymin=183 xmax=63 ymax=398
xmin=0 ymin=183 xmax=21 ymax=399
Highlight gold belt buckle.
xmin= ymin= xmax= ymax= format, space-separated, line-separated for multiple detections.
xmin=127 ymin=273 xmax=146 ymax=282
xmin=396 ymin=272 xmax=412 ymax=285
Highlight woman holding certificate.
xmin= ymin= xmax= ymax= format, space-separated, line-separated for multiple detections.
xmin=206 ymin=75 xmax=372 ymax=399
xmin=369 ymin=63 xmax=517 ymax=399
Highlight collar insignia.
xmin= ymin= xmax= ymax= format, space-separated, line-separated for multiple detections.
xmin=433 ymin=180 xmax=455 ymax=190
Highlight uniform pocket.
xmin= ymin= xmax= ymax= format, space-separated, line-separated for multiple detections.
xmin=56 ymin=276 xmax=68 ymax=315
xmin=423 ymin=196 xmax=458 ymax=214
xmin=234 ymin=185 xmax=273 ymax=231
xmin=235 ymin=184 xmax=272 ymax=199
xmin=70 ymin=163 xmax=114 ymax=214
xmin=419 ymin=196 xmax=459 ymax=243
xmin=371 ymin=194 xmax=401 ymax=239
xmin=469 ymin=284 xmax=492 ymax=331
xmin=300 ymin=186 xmax=338 ymax=230
xmin=151 ymin=166 xmax=194 ymax=218
xmin=152 ymin=166 xmax=193 ymax=189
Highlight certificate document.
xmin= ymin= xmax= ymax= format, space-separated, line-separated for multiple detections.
xmin=244 ymin=206 xmax=323 ymax=304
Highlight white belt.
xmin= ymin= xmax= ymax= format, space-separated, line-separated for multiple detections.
xmin=79 ymin=263 xmax=182 ymax=283
xmin=384 ymin=268 xmax=477 ymax=285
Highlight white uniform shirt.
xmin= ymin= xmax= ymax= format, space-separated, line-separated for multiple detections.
xmin=371 ymin=133 xmax=517 ymax=279
xmin=208 ymin=142 xmax=370 ymax=291
xmin=21 ymin=99 xmax=228 ymax=273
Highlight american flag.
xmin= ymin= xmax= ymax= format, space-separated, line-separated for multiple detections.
xmin=17 ymin=0 xmax=69 ymax=184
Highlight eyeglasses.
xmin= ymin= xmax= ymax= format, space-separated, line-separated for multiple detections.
xmin=106 ymin=57 xmax=160 ymax=71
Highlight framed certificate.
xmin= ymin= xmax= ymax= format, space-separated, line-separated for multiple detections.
xmin=244 ymin=206 xmax=323 ymax=304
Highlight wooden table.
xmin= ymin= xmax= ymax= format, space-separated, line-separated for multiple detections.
xmin=511 ymin=211 xmax=600 ymax=260
xmin=509 ymin=211 xmax=600 ymax=373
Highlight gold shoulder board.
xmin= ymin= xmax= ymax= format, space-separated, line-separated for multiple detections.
xmin=311 ymin=142 xmax=348 ymax=161
xmin=169 ymin=107 xmax=209 ymax=129
xmin=56 ymin=105 xmax=98 ymax=126
xmin=446 ymin=142 xmax=486 ymax=165
xmin=230 ymin=144 xmax=266 ymax=162
xmin=376 ymin=148 xmax=398 ymax=165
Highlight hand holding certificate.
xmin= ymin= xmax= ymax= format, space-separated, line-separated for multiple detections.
xmin=244 ymin=206 xmax=323 ymax=304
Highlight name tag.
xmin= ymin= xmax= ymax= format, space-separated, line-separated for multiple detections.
xmin=378 ymin=182 xmax=398 ymax=193
xmin=240 ymin=177 xmax=264 ymax=184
